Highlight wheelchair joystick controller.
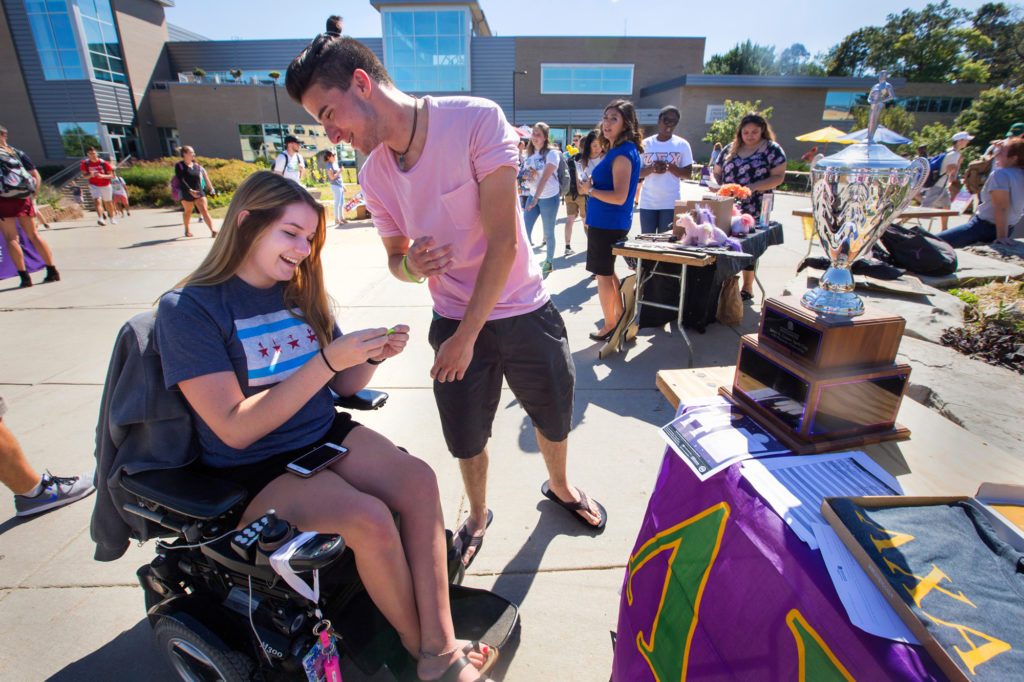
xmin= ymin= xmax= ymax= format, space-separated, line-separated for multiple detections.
xmin=258 ymin=510 xmax=294 ymax=553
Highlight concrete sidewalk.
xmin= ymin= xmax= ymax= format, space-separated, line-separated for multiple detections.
xmin=0 ymin=186 xmax=990 ymax=680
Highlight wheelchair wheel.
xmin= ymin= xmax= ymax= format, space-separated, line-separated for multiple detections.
xmin=154 ymin=618 xmax=254 ymax=682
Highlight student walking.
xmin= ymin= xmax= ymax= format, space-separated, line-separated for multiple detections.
xmin=325 ymin=150 xmax=347 ymax=225
xmin=80 ymin=147 xmax=116 ymax=225
xmin=0 ymin=124 xmax=59 ymax=287
xmin=174 ymin=146 xmax=217 ymax=238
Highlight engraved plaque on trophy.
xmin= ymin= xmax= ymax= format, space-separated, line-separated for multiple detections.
xmin=719 ymin=77 xmax=927 ymax=454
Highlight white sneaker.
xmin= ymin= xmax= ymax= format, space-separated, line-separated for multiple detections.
xmin=110 ymin=217 xmax=118 ymax=225
xmin=97 ymin=218 xmax=106 ymax=226
xmin=14 ymin=471 xmax=95 ymax=517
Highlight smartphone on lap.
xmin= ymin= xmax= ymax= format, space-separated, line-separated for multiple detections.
xmin=286 ymin=442 xmax=348 ymax=477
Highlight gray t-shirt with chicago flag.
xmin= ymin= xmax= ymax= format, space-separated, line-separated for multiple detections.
xmin=156 ymin=276 xmax=338 ymax=467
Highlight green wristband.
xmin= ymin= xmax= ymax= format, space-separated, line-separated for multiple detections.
xmin=402 ymin=254 xmax=426 ymax=283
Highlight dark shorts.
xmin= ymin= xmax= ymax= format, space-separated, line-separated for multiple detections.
xmin=586 ymin=227 xmax=629 ymax=276
xmin=0 ymin=197 xmax=35 ymax=219
xmin=197 ymin=411 xmax=360 ymax=502
xmin=428 ymin=300 xmax=575 ymax=458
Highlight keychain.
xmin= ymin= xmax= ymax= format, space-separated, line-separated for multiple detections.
xmin=303 ymin=618 xmax=342 ymax=682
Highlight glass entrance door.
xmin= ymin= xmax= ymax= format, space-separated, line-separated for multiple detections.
xmin=105 ymin=124 xmax=140 ymax=163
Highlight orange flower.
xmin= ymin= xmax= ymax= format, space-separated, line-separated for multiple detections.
xmin=717 ymin=183 xmax=751 ymax=199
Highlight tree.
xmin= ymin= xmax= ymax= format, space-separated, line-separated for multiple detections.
xmin=955 ymin=85 xmax=1024 ymax=148
xmin=776 ymin=43 xmax=825 ymax=76
xmin=704 ymin=41 xmax=825 ymax=76
xmin=824 ymin=28 xmax=883 ymax=77
xmin=704 ymin=41 xmax=777 ymax=75
xmin=905 ymin=122 xmax=956 ymax=156
xmin=823 ymin=2 xmax=992 ymax=82
xmin=971 ymin=2 xmax=1024 ymax=86
xmin=702 ymin=100 xmax=774 ymax=147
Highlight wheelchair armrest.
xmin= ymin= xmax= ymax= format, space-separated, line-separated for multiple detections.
xmin=334 ymin=389 xmax=389 ymax=411
xmin=120 ymin=468 xmax=247 ymax=521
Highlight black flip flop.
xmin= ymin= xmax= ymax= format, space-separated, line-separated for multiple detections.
xmin=541 ymin=480 xmax=607 ymax=533
xmin=453 ymin=509 xmax=493 ymax=569
xmin=431 ymin=653 xmax=485 ymax=682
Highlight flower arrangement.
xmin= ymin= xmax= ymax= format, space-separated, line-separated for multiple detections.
xmin=717 ymin=183 xmax=751 ymax=199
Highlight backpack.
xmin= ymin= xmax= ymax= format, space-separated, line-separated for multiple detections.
xmin=169 ymin=171 xmax=182 ymax=201
xmin=556 ymin=153 xmax=570 ymax=197
xmin=878 ymin=223 xmax=957 ymax=276
xmin=0 ymin=146 xmax=37 ymax=199
xmin=922 ymin=151 xmax=948 ymax=188
xmin=963 ymin=155 xmax=993 ymax=195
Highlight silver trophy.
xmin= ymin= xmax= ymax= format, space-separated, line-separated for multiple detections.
xmin=801 ymin=77 xmax=929 ymax=317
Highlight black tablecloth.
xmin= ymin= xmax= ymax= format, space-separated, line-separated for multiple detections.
xmin=631 ymin=222 xmax=784 ymax=331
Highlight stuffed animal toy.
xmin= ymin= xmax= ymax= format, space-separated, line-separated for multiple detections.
xmin=730 ymin=213 xmax=756 ymax=236
xmin=694 ymin=205 xmax=732 ymax=246
xmin=675 ymin=212 xmax=730 ymax=247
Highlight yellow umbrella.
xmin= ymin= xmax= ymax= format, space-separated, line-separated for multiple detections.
xmin=795 ymin=126 xmax=852 ymax=143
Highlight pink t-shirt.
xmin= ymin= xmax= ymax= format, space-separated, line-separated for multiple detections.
xmin=363 ymin=96 xmax=548 ymax=321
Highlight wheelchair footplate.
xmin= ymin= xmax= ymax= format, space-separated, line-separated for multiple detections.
xmin=326 ymin=583 xmax=520 ymax=680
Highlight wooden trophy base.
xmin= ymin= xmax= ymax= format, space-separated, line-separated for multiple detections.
xmin=757 ymin=295 xmax=906 ymax=369
xmin=718 ymin=385 xmax=910 ymax=455
xmin=724 ymin=333 xmax=912 ymax=455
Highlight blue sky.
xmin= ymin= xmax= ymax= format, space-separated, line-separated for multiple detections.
xmin=164 ymin=0 xmax=1000 ymax=62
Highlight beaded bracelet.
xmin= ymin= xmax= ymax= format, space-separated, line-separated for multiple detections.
xmin=401 ymin=253 xmax=426 ymax=283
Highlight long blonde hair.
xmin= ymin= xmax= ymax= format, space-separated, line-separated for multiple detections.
xmin=171 ymin=171 xmax=333 ymax=345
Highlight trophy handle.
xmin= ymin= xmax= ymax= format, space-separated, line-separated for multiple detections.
xmin=907 ymin=156 xmax=930 ymax=195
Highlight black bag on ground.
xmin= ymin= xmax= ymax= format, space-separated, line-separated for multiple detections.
xmin=878 ymin=223 xmax=957 ymax=276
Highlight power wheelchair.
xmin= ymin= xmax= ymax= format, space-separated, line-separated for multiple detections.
xmin=118 ymin=391 xmax=519 ymax=681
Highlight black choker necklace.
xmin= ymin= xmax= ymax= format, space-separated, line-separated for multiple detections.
xmin=394 ymin=98 xmax=419 ymax=170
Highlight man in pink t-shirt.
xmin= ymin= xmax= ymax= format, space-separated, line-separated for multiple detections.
xmin=287 ymin=36 xmax=606 ymax=567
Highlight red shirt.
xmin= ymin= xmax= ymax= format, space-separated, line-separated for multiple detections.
xmin=80 ymin=158 xmax=113 ymax=186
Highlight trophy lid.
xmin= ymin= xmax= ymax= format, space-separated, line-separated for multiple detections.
xmin=813 ymin=141 xmax=916 ymax=171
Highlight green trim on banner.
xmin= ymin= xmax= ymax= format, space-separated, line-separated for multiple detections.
xmin=626 ymin=502 xmax=730 ymax=681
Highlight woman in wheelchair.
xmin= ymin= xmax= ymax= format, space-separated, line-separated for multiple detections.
xmin=154 ymin=171 xmax=494 ymax=682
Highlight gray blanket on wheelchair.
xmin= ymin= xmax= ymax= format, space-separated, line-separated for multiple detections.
xmin=90 ymin=311 xmax=199 ymax=561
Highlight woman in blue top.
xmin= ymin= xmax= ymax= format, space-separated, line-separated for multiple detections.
xmin=577 ymin=100 xmax=643 ymax=341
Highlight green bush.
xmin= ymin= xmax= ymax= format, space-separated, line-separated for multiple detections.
xmin=117 ymin=162 xmax=174 ymax=191
xmin=34 ymin=184 xmax=63 ymax=208
xmin=206 ymin=159 xmax=258 ymax=194
xmin=206 ymin=192 xmax=232 ymax=209
xmin=126 ymin=184 xmax=146 ymax=204
xmin=145 ymin=182 xmax=173 ymax=207
xmin=786 ymin=159 xmax=810 ymax=172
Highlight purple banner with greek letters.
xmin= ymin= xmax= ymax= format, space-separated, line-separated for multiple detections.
xmin=0 ymin=219 xmax=45 ymax=281
xmin=612 ymin=449 xmax=944 ymax=681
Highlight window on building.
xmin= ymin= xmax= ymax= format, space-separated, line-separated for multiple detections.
xmin=823 ymin=91 xmax=860 ymax=121
xmin=893 ymin=95 xmax=973 ymax=115
xmin=540 ymin=65 xmax=633 ymax=95
xmin=58 ymin=122 xmax=101 ymax=157
xmin=26 ymin=1 xmax=85 ymax=80
xmin=78 ymin=0 xmax=126 ymax=84
xmin=237 ymin=124 xmax=355 ymax=164
xmin=383 ymin=8 xmax=470 ymax=93
xmin=157 ymin=127 xmax=179 ymax=157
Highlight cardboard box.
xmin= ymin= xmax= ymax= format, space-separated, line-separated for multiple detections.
xmin=822 ymin=494 xmax=1024 ymax=682
xmin=674 ymin=196 xmax=734 ymax=233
